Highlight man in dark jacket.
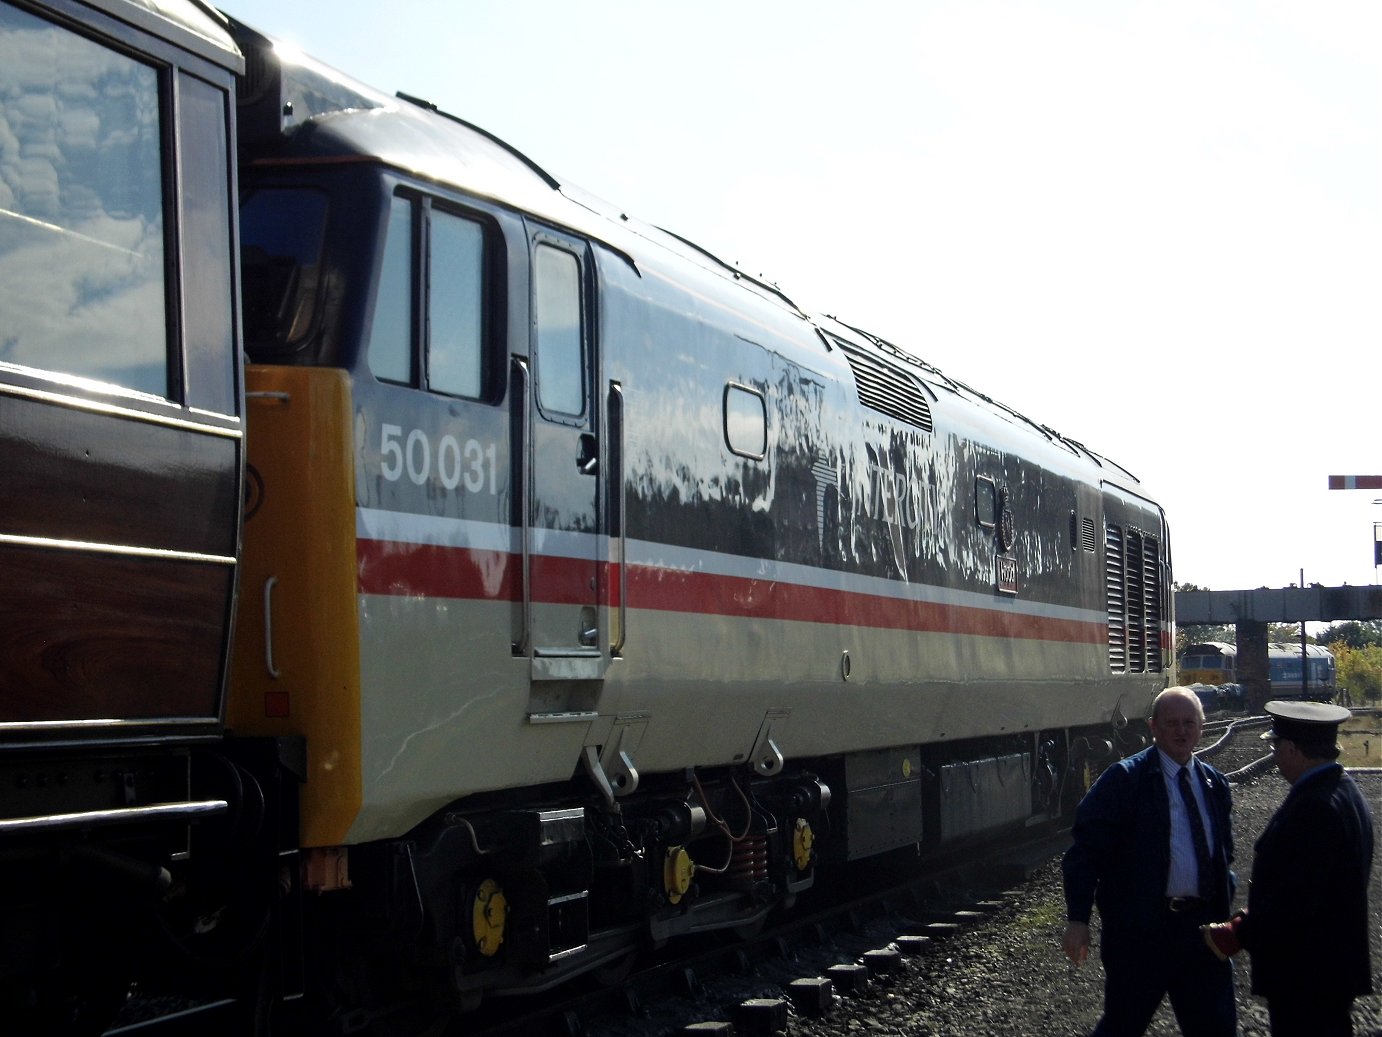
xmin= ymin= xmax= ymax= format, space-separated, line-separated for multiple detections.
xmin=1061 ymin=686 xmax=1236 ymax=1037
xmin=1202 ymin=700 xmax=1374 ymax=1036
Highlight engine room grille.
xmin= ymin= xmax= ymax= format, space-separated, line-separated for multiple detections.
xmin=1106 ymin=523 xmax=1163 ymax=674
xmin=835 ymin=341 xmax=934 ymax=432
xmin=1070 ymin=513 xmax=1097 ymax=552
xmin=1106 ymin=525 xmax=1126 ymax=672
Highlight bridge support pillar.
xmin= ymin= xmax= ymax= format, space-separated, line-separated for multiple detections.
xmin=1237 ymin=621 xmax=1270 ymax=712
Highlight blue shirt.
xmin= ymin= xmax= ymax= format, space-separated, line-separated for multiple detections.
xmin=1157 ymin=748 xmax=1216 ymax=897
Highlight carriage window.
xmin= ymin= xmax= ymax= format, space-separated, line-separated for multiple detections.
xmin=367 ymin=195 xmax=413 ymax=383
xmin=534 ymin=244 xmax=584 ymax=416
xmin=427 ymin=209 xmax=484 ymax=398
xmin=0 ymin=3 xmax=168 ymax=396
xmin=179 ymin=72 xmax=235 ymax=414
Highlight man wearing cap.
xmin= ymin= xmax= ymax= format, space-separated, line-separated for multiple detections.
xmin=1061 ymin=686 xmax=1237 ymax=1036
xmin=1201 ymin=701 xmax=1374 ymax=1037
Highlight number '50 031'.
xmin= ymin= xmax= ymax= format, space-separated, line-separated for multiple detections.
xmin=380 ymin=424 xmax=496 ymax=493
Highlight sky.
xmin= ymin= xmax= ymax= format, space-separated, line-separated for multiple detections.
xmin=220 ymin=0 xmax=1381 ymax=597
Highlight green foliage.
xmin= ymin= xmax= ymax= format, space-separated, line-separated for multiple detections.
xmin=1267 ymin=622 xmax=1312 ymax=645
xmin=1176 ymin=625 xmax=1234 ymax=657
xmin=1316 ymin=620 xmax=1382 ymax=650
xmin=1333 ymin=643 xmax=1382 ymax=706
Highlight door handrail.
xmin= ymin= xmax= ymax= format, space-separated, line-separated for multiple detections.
xmin=513 ymin=356 xmax=533 ymax=656
xmin=609 ymin=381 xmax=626 ymax=655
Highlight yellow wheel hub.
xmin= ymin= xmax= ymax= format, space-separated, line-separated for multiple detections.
xmin=472 ymin=878 xmax=507 ymax=957
xmin=663 ymin=846 xmax=695 ymax=904
xmin=792 ymin=818 xmax=815 ymax=872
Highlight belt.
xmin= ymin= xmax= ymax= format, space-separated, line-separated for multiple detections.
xmin=1166 ymin=896 xmax=1206 ymax=912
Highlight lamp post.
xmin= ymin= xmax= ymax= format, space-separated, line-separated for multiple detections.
xmin=1300 ymin=568 xmax=1309 ymax=701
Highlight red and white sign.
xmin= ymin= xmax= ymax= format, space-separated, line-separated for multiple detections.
xmin=1327 ymin=475 xmax=1382 ymax=490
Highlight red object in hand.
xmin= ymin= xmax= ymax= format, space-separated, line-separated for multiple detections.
xmin=1200 ymin=916 xmax=1243 ymax=961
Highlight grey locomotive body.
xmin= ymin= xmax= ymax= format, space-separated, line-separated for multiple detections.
xmin=228 ymin=23 xmax=1167 ymax=1009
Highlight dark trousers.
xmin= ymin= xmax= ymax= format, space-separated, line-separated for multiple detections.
xmin=1267 ymin=996 xmax=1354 ymax=1037
xmin=1092 ymin=905 xmax=1236 ymax=1037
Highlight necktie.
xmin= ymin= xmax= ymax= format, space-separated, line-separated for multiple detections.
xmin=1178 ymin=765 xmax=1214 ymax=900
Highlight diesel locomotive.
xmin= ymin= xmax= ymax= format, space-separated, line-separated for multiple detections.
xmin=0 ymin=1 xmax=1169 ymax=1030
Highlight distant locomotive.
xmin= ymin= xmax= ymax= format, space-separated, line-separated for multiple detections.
xmin=0 ymin=2 xmax=1170 ymax=1031
xmin=1178 ymin=641 xmax=1239 ymax=687
xmin=1177 ymin=641 xmax=1337 ymax=702
xmin=1267 ymin=643 xmax=1337 ymax=701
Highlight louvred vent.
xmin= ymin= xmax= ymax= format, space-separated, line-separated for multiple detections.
xmin=1106 ymin=523 xmax=1163 ymax=674
xmin=835 ymin=340 xmax=933 ymax=433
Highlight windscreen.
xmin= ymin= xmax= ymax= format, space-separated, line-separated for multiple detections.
xmin=239 ymin=186 xmax=328 ymax=358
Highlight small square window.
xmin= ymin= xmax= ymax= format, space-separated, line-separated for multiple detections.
xmin=975 ymin=476 xmax=998 ymax=528
xmin=724 ymin=383 xmax=767 ymax=459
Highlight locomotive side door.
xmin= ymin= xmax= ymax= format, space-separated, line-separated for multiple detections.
xmin=521 ymin=227 xmax=605 ymax=679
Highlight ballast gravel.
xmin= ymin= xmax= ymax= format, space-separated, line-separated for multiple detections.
xmin=591 ymin=768 xmax=1382 ymax=1037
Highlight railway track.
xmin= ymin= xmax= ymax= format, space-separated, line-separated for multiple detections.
xmin=461 ymin=827 xmax=1072 ymax=1037
xmin=104 ymin=715 xmax=1306 ymax=1037
xmin=104 ymin=824 xmax=1071 ymax=1037
xmin=1196 ymin=712 xmax=1275 ymax=781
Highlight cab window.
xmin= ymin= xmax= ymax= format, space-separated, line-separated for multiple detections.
xmin=240 ymin=186 xmax=329 ymax=357
xmin=363 ymin=193 xmax=491 ymax=398
xmin=366 ymin=195 xmax=413 ymax=382
xmin=427 ymin=210 xmax=484 ymax=397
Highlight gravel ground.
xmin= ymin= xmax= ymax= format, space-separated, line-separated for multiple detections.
xmin=780 ymin=768 xmax=1382 ymax=1037
xmin=592 ymin=768 xmax=1382 ymax=1037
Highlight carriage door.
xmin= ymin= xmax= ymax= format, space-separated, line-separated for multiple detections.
xmin=523 ymin=230 xmax=605 ymax=679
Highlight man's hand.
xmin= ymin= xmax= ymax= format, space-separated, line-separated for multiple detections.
xmin=1062 ymin=921 xmax=1091 ymax=966
xmin=1200 ymin=914 xmax=1244 ymax=961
